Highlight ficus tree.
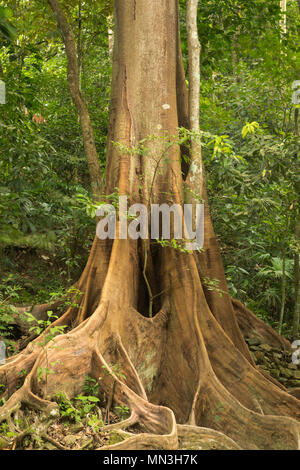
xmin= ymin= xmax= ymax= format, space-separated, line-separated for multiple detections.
xmin=0 ymin=0 xmax=299 ymax=450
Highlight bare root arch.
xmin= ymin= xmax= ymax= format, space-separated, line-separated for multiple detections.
xmin=1 ymin=237 xmax=299 ymax=450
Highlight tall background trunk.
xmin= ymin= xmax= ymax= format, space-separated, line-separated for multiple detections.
xmin=185 ymin=0 xmax=203 ymax=202
xmin=47 ymin=0 xmax=103 ymax=200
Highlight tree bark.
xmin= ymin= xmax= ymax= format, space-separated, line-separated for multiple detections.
xmin=47 ymin=0 xmax=103 ymax=199
xmin=184 ymin=0 xmax=203 ymax=201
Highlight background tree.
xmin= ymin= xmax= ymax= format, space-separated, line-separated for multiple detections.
xmin=47 ymin=0 xmax=104 ymax=200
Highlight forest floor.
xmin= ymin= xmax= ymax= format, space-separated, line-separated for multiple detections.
xmin=0 ymin=323 xmax=298 ymax=450
xmin=0 ymin=386 xmax=132 ymax=450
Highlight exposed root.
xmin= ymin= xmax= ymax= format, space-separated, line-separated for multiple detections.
xmin=177 ymin=424 xmax=242 ymax=450
xmin=12 ymin=299 xmax=64 ymax=335
xmin=1 ymin=238 xmax=299 ymax=450
xmin=193 ymin=371 xmax=300 ymax=450
xmin=0 ymin=390 xmax=22 ymax=423
xmin=101 ymin=415 xmax=138 ymax=432
xmin=232 ymin=297 xmax=291 ymax=350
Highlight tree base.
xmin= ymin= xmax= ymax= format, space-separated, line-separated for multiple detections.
xmin=1 ymin=238 xmax=299 ymax=450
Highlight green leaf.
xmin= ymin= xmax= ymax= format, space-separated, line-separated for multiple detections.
xmin=87 ymin=396 xmax=99 ymax=402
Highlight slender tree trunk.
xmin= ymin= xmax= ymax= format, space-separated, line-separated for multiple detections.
xmin=185 ymin=0 xmax=203 ymax=201
xmin=47 ymin=0 xmax=103 ymax=200
xmin=107 ymin=15 xmax=114 ymax=60
xmin=279 ymin=237 xmax=287 ymax=335
xmin=232 ymin=26 xmax=240 ymax=82
xmin=77 ymin=0 xmax=82 ymax=89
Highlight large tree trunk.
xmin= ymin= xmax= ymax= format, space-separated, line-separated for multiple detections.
xmin=0 ymin=0 xmax=299 ymax=450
